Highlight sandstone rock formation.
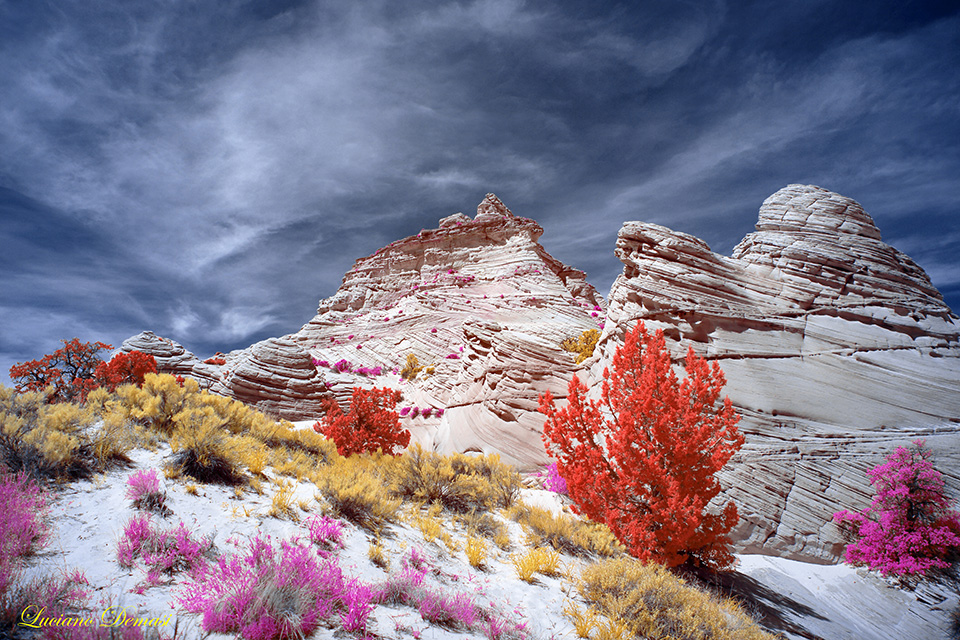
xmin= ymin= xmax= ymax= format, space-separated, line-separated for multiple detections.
xmin=290 ymin=193 xmax=603 ymax=465
xmin=593 ymin=184 xmax=960 ymax=562
xmin=121 ymin=331 xmax=331 ymax=420
xmin=126 ymin=185 xmax=960 ymax=564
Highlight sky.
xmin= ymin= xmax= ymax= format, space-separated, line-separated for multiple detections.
xmin=2 ymin=0 xmax=959 ymax=384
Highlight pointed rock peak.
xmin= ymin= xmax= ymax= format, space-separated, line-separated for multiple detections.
xmin=757 ymin=184 xmax=882 ymax=240
xmin=476 ymin=193 xmax=513 ymax=218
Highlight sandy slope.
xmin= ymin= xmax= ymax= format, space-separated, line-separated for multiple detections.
xmin=19 ymin=444 xmax=958 ymax=640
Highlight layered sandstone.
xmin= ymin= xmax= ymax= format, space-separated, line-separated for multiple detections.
xmin=121 ymin=332 xmax=330 ymax=420
xmin=594 ymin=184 xmax=960 ymax=562
xmin=290 ymin=193 xmax=603 ymax=466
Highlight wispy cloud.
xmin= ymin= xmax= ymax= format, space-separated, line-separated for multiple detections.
xmin=1 ymin=1 xmax=958 ymax=382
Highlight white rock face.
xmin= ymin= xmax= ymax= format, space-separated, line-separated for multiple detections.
xmin=126 ymin=185 xmax=960 ymax=564
xmin=121 ymin=332 xmax=330 ymax=420
xmin=289 ymin=193 xmax=604 ymax=467
xmin=593 ymin=184 xmax=960 ymax=562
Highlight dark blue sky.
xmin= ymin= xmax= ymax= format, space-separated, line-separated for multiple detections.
xmin=2 ymin=1 xmax=959 ymax=384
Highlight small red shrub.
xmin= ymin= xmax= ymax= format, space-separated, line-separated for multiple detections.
xmin=314 ymin=387 xmax=410 ymax=457
xmin=94 ymin=350 xmax=157 ymax=391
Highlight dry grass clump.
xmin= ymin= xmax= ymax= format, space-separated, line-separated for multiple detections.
xmin=315 ymin=454 xmax=399 ymax=532
xmin=560 ymin=329 xmax=600 ymax=364
xmin=508 ymin=502 xmax=624 ymax=558
xmin=456 ymin=509 xmax=509 ymax=543
xmin=167 ymin=407 xmax=246 ymax=485
xmin=390 ymin=444 xmax=521 ymax=514
xmin=512 ymin=547 xmax=563 ymax=582
xmin=579 ymin=557 xmax=775 ymax=640
xmin=0 ymin=386 xmax=101 ymax=480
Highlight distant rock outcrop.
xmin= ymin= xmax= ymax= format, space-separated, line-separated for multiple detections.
xmin=121 ymin=332 xmax=330 ymax=420
xmin=594 ymin=184 xmax=960 ymax=562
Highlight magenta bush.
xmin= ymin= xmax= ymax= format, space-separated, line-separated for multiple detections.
xmin=334 ymin=359 xmax=353 ymax=373
xmin=306 ymin=515 xmax=345 ymax=553
xmin=834 ymin=439 xmax=960 ymax=577
xmin=117 ymin=515 xmax=212 ymax=583
xmin=540 ymin=463 xmax=568 ymax=495
xmin=177 ymin=534 xmax=374 ymax=640
xmin=0 ymin=471 xmax=49 ymax=595
xmin=126 ymin=469 xmax=166 ymax=513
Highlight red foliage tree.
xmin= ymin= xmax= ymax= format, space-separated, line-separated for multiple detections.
xmin=9 ymin=338 xmax=112 ymax=403
xmin=313 ymin=387 xmax=410 ymax=457
xmin=539 ymin=321 xmax=744 ymax=569
xmin=94 ymin=351 xmax=158 ymax=392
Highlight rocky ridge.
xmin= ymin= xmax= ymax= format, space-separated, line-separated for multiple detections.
xmin=126 ymin=186 xmax=960 ymax=564
xmin=593 ymin=184 xmax=960 ymax=561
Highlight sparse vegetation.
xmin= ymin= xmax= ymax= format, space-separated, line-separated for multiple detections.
xmin=0 ymin=363 xmax=784 ymax=640
xmin=560 ymin=329 xmax=600 ymax=364
xmin=390 ymin=444 xmax=521 ymax=513
xmin=579 ymin=557 xmax=775 ymax=640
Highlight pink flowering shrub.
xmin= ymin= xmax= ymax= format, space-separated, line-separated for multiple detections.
xmin=313 ymin=359 xmax=330 ymax=368
xmin=117 ymin=515 xmax=213 ymax=583
xmin=540 ymin=463 xmax=568 ymax=495
xmin=334 ymin=359 xmax=353 ymax=373
xmin=306 ymin=515 xmax=346 ymax=553
xmin=126 ymin=469 xmax=166 ymax=514
xmin=374 ymin=549 xmax=526 ymax=640
xmin=833 ymin=440 xmax=960 ymax=577
xmin=177 ymin=534 xmax=375 ymax=639
xmin=0 ymin=471 xmax=49 ymax=595
xmin=400 ymin=407 xmax=411 ymax=417
xmin=445 ymin=354 xmax=460 ymax=360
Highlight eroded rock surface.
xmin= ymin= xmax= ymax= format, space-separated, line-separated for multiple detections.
xmin=593 ymin=184 xmax=960 ymax=562
xmin=290 ymin=193 xmax=603 ymax=467
xmin=121 ymin=332 xmax=330 ymax=420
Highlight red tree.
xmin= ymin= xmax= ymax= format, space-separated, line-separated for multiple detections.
xmin=539 ymin=321 xmax=744 ymax=569
xmin=9 ymin=338 xmax=112 ymax=403
xmin=314 ymin=387 xmax=410 ymax=457
xmin=94 ymin=351 xmax=158 ymax=392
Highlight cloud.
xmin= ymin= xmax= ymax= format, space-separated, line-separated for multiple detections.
xmin=1 ymin=0 xmax=958 ymax=380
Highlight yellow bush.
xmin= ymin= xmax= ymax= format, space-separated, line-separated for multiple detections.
xmin=91 ymin=411 xmax=135 ymax=465
xmin=113 ymin=373 xmax=199 ymax=434
xmin=236 ymin=436 xmax=268 ymax=476
xmin=457 ymin=510 xmax=509 ymax=543
xmin=315 ymin=455 xmax=399 ymax=531
xmin=512 ymin=547 xmax=562 ymax=582
xmin=400 ymin=353 xmax=424 ymax=380
xmin=509 ymin=503 xmax=624 ymax=557
xmin=579 ymin=557 xmax=775 ymax=640
xmin=466 ymin=535 xmax=487 ymax=569
xmin=168 ymin=406 xmax=245 ymax=485
xmin=563 ymin=601 xmax=601 ymax=639
xmin=268 ymin=480 xmax=297 ymax=520
xmin=0 ymin=387 xmax=98 ymax=478
xmin=390 ymin=444 xmax=521 ymax=513
xmin=369 ymin=538 xmax=389 ymax=570
xmin=560 ymin=329 xmax=600 ymax=364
